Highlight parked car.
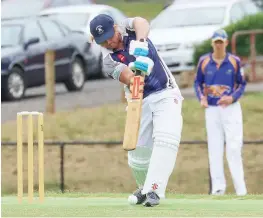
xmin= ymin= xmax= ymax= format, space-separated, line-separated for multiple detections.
xmin=39 ymin=4 xmax=127 ymax=77
xmin=1 ymin=0 xmax=45 ymax=19
xmin=1 ymin=0 xmax=95 ymax=19
xmin=149 ymin=0 xmax=261 ymax=74
xmin=1 ymin=16 xmax=101 ymax=101
xmin=44 ymin=0 xmax=95 ymax=8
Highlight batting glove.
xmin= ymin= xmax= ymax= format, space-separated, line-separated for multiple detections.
xmin=129 ymin=39 xmax=149 ymax=57
xmin=128 ymin=56 xmax=154 ymax=76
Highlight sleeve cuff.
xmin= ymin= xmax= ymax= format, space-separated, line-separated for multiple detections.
xmin=231 ymin=94 xmax=237 ymax=102
xmin=128 ymin=18 xmax=135 ymax=29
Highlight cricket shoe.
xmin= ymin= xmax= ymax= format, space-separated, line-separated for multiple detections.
xmin=128 ymin=187 xmax=146 ymax=205
xmin=212 ymin=190 xmax=225 ymax=195
xmin=143 ymin=191 xmax=160 ymax=207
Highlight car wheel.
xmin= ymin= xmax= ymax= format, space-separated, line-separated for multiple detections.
xmin=2 ymin=67 xmax=26 ymax=101
xmin=64 ymin=58 xmax=86 ymax=91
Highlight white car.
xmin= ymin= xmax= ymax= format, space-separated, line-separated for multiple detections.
xmin=1 ymin=0 xmax=95 ymax=19
xmin=149 ymin=0 xmax=260 ymax=74
xmin=39 ymin=4 xmax=127 ymax=77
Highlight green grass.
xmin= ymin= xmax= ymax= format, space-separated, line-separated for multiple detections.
xmin=2 ymin=193 xmax=263 ymax=217
xmin=1 ymin=93 xmax=263 ymax=195
xmin=96 ymin=0 xmax=164 ymax=20
xmin=2 ymin=92 xmax=263 ymax=142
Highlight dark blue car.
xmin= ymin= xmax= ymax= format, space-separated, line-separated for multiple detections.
xmin=1 ymin=16 xmax=101 ymax=101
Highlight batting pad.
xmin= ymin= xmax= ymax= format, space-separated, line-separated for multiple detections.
xmin=128 ymin=146 xmax=153 ymax=187
xmin=142 ymin=138 xmax=179 ymax=199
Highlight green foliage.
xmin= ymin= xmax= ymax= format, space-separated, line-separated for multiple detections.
xmin=252 ymin=0 xmax=263 ymax=10
xmin=193 ymin=12 xmax=263 ymax=66
xmin=95 ymin=0 xmax=163 ymax=20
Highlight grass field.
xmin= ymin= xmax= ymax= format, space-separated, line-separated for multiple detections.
xmin=1 ymin=93 xmax=263 ymax=195
xmin=2 ymin=92 xmax=263 ymax=142
xmin=96 ymin=0 xmax=164 ymax=20
xmin=2 ymin=193 xmax=263 ymax=217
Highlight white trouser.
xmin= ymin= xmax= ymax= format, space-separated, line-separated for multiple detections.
xmin=205 ymin=102 xmax=247 ymax=196
xmin=125 ymin=87 xmax=183 ymax=149
xmin=127 ymin=87 xmax=183 ymax=198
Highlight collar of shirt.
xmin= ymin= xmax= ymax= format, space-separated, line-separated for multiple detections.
xmin=209 ymin=52 xmax=230 ymax=66
xmin=112 ymin=35 xmax=130 ymax=53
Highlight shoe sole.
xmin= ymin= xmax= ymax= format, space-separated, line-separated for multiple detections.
xmin=143 ymin=202 xmax=159 ymax=207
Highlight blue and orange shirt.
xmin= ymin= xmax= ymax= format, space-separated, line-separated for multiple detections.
xmin=194 ymin=52 xmax=246 ymax=106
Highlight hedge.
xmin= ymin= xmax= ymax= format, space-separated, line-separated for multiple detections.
xmin=193 ymin=12 xmax=263 ymax=66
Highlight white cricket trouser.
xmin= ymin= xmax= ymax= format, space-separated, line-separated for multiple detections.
xmin=138 ymin=87 xmax=183 ymax=145
xmin=127 ymin=87 xmax=183 ymax=198
xmin=205 ymin=102 xmax=247 ymax=196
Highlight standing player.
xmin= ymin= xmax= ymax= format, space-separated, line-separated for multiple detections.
xmin=194 ymin=29 xmax=247 ymax=196
xmin=89 ymin=14 xmax=184 ymax=206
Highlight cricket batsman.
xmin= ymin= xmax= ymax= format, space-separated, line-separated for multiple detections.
xmin=194 ymin=29 xmax=247 ymax=196
xmin=89 ymin=14 xmax=184 ymax=206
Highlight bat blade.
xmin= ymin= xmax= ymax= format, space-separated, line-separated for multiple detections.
xmin=123 ymin=75 xmax=144 ymax=151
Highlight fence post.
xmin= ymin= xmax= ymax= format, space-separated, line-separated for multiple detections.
xmin=60 ymin=143 xmax=65 ymax=193
xmin=250 ymin=33 xmax=257 ymax=82
xmin=231 ymin=29 xmax=263 ymax=82
xmin=45 ymin=50 xmax=55 ymax=114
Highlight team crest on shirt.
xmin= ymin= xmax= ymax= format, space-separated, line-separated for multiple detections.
xmin=205 ymin=85 xmax=231 ymax=97
xmin=226 ymin=69 xmax=232 ymax=75
xmin=117 ymin=54 xmax=126 ymax=63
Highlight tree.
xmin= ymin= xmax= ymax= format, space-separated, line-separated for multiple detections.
xmin=192 ymin=13 xmax=263 ymax=66
xmin=252 ymin=0 xmax=263 ymax=10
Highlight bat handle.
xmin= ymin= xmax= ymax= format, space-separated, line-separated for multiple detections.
xmin=135 ymin=70 xmax=142 ymax=76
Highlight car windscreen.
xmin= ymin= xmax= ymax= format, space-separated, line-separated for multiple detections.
xmin=1 ymin=0 xmax=45 ymax=19
xmin=151 ymin=6 xmax=226 ymax=28
xmin=1 ymin=25 xmax=22 ymax=47
xmin=47 ymin=0 xmax=93 ymax=7
xmin=45 ymin=13 xmax=90 ymax=30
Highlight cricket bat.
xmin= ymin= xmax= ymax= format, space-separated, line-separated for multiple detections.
xmin=123 ymin=70 xmax=145 ymax=151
